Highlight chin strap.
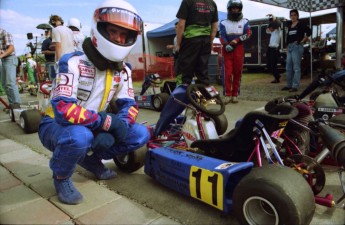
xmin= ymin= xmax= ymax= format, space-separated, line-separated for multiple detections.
xmin=82 ymin=38 xmax=123 ymax=71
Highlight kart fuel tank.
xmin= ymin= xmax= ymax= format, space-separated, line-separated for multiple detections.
xmin=182 ymin=118 xmax=218 ymax=148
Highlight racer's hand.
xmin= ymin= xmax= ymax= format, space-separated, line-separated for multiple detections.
xmin=225 ymin=44 xmax=234 ymax=52
xmin=98 ymin=111 xmax=128 ymax=143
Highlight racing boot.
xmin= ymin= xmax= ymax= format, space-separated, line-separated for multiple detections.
xmin=53 ymin=178 xmax=83 ymax=205
xmin=78 ymin=154 xmax=116 ymax=180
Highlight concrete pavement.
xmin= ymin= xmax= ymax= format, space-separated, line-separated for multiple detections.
xmin=0 ymin=136 xmax=181 ymax=225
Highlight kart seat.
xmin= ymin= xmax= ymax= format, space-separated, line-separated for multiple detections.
xmin=190 ymin=104 xmax=299 ymax=162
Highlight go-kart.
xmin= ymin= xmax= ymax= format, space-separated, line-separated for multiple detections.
xmin=140 ymin=84 xmax=316 ymax=224
xmin=9 ymin=81 xmax=52 ymax=134
xmin=135 ymin=73 xmax=175 ymax=111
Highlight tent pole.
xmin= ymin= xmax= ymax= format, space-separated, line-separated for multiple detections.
xmin=309 ymin=11 xmax=313 ymax=81
xmin=336 ymin=6 xmax=344 ymax=69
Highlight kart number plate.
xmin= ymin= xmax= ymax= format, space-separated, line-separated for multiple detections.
xmin=189 ymin=166 xmax=223 ymax=210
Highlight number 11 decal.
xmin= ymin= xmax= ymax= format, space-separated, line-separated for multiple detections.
xmin=189 ymin=166 xmax=224 ymax=210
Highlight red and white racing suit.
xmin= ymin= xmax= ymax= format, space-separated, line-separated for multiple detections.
xmin=38 ymin=51 xmax=149 ymax=179
xmin=220 ymin=18 xmax=251 ymax=97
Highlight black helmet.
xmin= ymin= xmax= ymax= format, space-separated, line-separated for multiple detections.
xmin=227 ymin=0 xmax=243 ymax=21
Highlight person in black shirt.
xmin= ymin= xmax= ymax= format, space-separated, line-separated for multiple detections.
xmin=41 ymin=29 xmax=56 ymax=80
xmin=281 ymin=9 xmax=311 ymax=92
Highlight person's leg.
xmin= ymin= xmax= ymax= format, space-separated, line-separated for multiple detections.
xmin=194 ymin=37 xmax=211 ymax=86
xmin=177 ymin=37 xmax=201 ymax=85
xmin=223 ymin=52 xmax=234 ymax=97
xmin=291 ymin=45 xmax=304 ymax=89
xmin=1 ymin=55 xmax=21 ymax=106
xmin=272 ymin=49 xmax=280 ymax=82
xmin=38 ymin=117 xmax=93 ymax=204
xmin=231 ymin=45 xmax=244 ymax=98
xmin=95 ymin=123 xmax=150 ymax=159
xmin=153 ymin=84 xmax=189 ymax=136
xmin=284 ymin=45 xmax=293 ymax=89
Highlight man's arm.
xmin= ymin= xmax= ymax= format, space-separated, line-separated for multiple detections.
xmin=210 ymin=21 xmax=218 ymax=44
xmin=176 ymin=19 xmax=186 ymax=52
xmin=55 ymin=42 xmax=62 ymax=62
xmin=0 ymin=45 xmax=14 ymax=59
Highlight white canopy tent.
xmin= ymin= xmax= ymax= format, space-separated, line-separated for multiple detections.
xmin=249 ymin=0 xmax=344 ymax=72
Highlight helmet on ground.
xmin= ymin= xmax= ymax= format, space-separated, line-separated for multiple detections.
xmin=68 ymin=18 xmax=82 ymax=31
xmin=227 ymin=0 xmax=243 ymax=21
xmin=91 ymin=0 xmax=143 ymax=62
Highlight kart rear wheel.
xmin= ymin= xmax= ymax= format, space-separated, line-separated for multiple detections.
xmin=113 ymin=145 xmax=148 ymax=173
xmin=20 ymin=109 xmax=42 ymax=134
xmin=153 ymin=93 xmax=169 ymax=112
xmin=233 ymin=165 xmax=315 ymax=225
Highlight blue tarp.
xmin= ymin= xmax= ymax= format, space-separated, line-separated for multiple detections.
xmin=147 ymin=11 xmax=227 ymax=38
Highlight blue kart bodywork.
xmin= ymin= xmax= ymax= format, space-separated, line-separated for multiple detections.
xmin=144 ymin=147 xmax=253 ymax=213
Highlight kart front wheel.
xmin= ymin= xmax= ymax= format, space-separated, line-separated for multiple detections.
xmin=113 ymin=145 xmax=148 ymax=173
xmin=20 ymin=109 xmax=42 ymax=133
xmin=233 ymin=165 xmax=315 ymax=225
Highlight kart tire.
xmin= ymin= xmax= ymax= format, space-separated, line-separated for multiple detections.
xmin=153 ymin=93 xmax=169 ymax=112
xmin=113 ymin=145 xmax=147 ymax=173
xmin=20 ymin=109 xmax=42 ymax=134
xmin=233 ymin=165 xmax=315 ymax=225
xmin=208 ymin=110 xmax=228 ymax=135
xmin=284 ymin=128 xmax=310 ymax=155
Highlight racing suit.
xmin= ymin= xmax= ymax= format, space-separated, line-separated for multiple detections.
xmin=38 ymin=51 xmax=150 ymax=179
xmin=220 ymin=18 xmax=251 ymax=97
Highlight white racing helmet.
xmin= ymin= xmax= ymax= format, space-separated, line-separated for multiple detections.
xmin=91 ymin=0 xmax=143 ymax=62
xmin=67 ymin=18 xmax=82 ymax=30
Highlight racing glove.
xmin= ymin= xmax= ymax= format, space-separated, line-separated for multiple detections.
xmin=97 ymin=111 xmax=128 ymax=143
xmin=239 ymin=34 xmax=249 ymax=42
xmin=225 ymin=44 xmax=234 ymax=53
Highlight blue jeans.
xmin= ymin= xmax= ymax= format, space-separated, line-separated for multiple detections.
xmin=0 ymin=55 xmax=21 ymax=105
xmin=38 ymin=116 xmax=150 ymax=178
xmin=285 ymin=43 xmax=304 ymax=89
xmin=46 ymin=62 xmax=56 ymax=80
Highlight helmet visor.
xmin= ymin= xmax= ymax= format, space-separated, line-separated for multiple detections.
xmin=94 ymin=7 xmax=142 ymax=33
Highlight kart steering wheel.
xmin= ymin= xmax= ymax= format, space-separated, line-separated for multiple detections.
xmin=147 ymin=73 xmax=163 ymax=85
xmin=186 ymin=84 xmax=225 ymax=116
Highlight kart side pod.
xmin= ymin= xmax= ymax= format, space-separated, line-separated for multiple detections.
xmin=144 ymin=147 xmax=253 ymax=213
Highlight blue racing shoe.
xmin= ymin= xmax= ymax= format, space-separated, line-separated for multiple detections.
xmin=53 ymin=178 xmax=83 ymax=205
xmin=79 ymin=155 xmax=117 ymax=180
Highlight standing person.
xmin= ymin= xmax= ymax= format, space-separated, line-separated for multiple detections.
xmin=0 ymin=28 xmax=21 ymax=109
xmin=153 ymin=0 xmax=219 ymax=136
xmin=67 ymin=18 xmax=87 ymax=52
xmin=219 ymin=0 xmax=251 ymax=104
xmin=281 ymin=9 xmax=311 ymax=92
xmin=25 ymin=53 xmax=37 ymax=84
xmin=49 ymin=15 xmax=75 ymax=62
xmin=266 ymin=14 xmax=281 ymax=84
xmin=41 ymin=29 xmax=56 ymax=80
xmin=38 ymin=0 xmax=149 ymax=205
xmin=166 ymin=22 xmax=179 ymax=72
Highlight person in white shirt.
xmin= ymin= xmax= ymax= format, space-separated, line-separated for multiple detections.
xmin=266 ymin=14 xmax=281 ymax=83
xmin=67 ymin=18 xmax=87 ymax=52
xmin=49 ymin=15 xmax=75 ymax=62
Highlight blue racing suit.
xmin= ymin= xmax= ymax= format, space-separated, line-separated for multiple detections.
xmin=38 ymin=51 xmax=150 ymax=179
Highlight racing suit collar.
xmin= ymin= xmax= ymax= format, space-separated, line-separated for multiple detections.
xmin=82 ymin=37 xmax=123 ymax=71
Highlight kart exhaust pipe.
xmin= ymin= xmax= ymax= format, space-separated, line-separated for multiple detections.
xmin=318 ymin=124 xmax=345 ymax=167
